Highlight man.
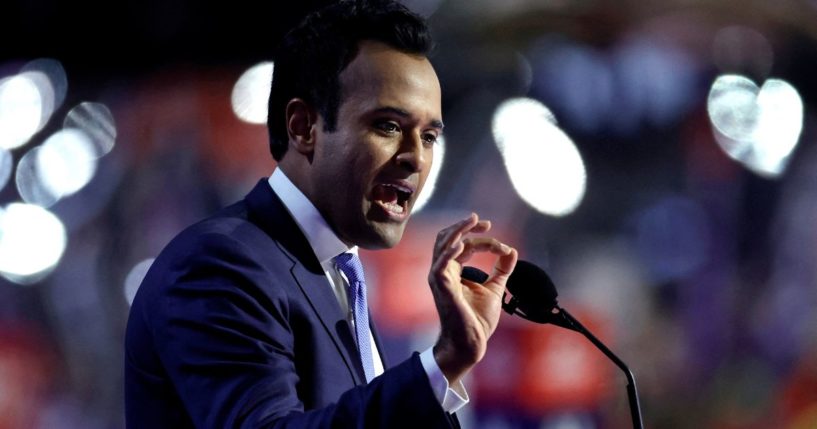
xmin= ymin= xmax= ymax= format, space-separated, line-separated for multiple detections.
xmin=124 ymin=1 xmax=517 ymax=427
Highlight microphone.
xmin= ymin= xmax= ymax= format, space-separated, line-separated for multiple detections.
xmin=462 ymin=261 xmax=645 ymax=429
xmin=462 ymin=261 xmax=569 ymax=328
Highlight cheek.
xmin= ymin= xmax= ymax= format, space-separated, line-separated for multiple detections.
xmin=356 ymin=142 xmax=393 ymax=172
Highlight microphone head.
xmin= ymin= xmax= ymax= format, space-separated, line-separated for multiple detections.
xmin=507 ymin=260 xmax=558 ymax=308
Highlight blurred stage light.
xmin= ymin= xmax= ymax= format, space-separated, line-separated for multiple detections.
xmin=38 ymin=129 xmax=97 ymax=196
xmin=16 ymin=129 xmax=98 ymax=207
xmin=0 ymin=203 xmax=67 ymax=284
xmin=708 ymin=75 xmax=803 ymax=177
xmin=231 ymin=62 xmax=274 ymax=124
xmin=64 ymin=102 xmax=117 ymax=157
xmin=16 ymin=147 xmax=59 ymax=207
xmin=0 ymin=148 xmax=11 ymax=191
xmin=0 ymin=72 xmax=52 ymax=150
xmin=492 ymin=97 xmax=556 ymax=153
xmin=708 ymin=75 xmax=758 ymax=147
xmin=22 ymin=58 xmax=68 ymax=113
xmin=412 ymin=136 xmax=445 ymax=213
xmin=749 ymin=80 xmax=803 ymax=176
xmin=492 ymin=97 xmax=586 ymax=216
xmin=124 ymin=258 xmax=155 ymax=305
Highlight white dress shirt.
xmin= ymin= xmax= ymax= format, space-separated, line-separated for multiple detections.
xmin=268 ymin=168 xmax=468 ymax=412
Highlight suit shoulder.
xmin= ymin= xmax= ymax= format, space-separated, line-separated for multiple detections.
xmin=138 ymin=200 xmax=295 ymax=298
xmin=167 ymin=201 xmax=279 ymax=258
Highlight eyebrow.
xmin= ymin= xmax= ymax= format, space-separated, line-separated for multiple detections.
xmin=372 ymin=106 xmax=444 ymax=130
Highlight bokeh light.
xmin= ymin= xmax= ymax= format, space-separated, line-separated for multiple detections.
xmin=492 ymin=97 xmax=586 ymax=216
xmin=0 ymin=203 xmax=67 ymax=284
xmin=124 ymin=259 xmax=155 ymax=306
xmin=708 ymin=74 xmax=803 ymax=177
xmin=0 ymin=148 xmax=11 ymax=191
xmin=0 ymin=72 xmax=51 ymax=150
xmin=63 ymin=102 xmax=117 ymax=157
xmin=749 ymin=79 xmax=803 ymax=176
xmin=22 ymin=58 xmax=68 ymax=112
xmin=16 ymin=147 xmax=58 ymax=207
xmin=16 ymin=129 xmax=98 ymax=207
xmin=231 ymin=62 xmax=274 ymax=124
xmin=412 ymin=136 xmax=445 ymax=213
xmin=492 ymin=97 xmax=556 ymax=153
xmin=38 ymin=129 xmax=98 ymax=196
xmin=708 ymin=74 xmax=759 ymax=149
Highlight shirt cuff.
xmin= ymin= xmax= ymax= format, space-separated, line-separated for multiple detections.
xmin=419 ymin=347 xmax=469 ymax=413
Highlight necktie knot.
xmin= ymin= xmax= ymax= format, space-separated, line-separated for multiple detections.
xmin=334 ymin=252 xmax=365 ymax=289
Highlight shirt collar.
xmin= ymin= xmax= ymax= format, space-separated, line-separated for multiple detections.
xmin=268 ymin=168 xmax=355 ymax=264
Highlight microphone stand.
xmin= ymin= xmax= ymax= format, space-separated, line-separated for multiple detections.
xmin=463 ymin=265 xmax=645 ymax=428
xmin=548 ymin=305 xmax=644 ymax=429
xmin=503 ymin=296 xmax=644 ymax=429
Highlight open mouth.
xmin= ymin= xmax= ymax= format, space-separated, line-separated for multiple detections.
xmin=372 ymin=182 xmax=414 ymax=217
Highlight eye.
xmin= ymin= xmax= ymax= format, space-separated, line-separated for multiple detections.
xmin=422 ymin=132 xmax=439 ymax=145
xmin=374 ymin=120 xmax=400 ymax=134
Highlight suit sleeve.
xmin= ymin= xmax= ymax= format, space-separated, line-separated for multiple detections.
xmin=149 ymin=233 xmax=457 ymax=428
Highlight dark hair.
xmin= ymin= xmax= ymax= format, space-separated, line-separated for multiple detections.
xmin=267 ymin=0 xmax=433 ymax=161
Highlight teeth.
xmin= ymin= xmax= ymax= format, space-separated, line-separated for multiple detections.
xmin=381 ymin=201 xmax=405 ymax=214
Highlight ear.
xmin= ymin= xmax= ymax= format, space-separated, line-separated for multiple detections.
xmin=285 ymin=98 xmax=318 ymax=155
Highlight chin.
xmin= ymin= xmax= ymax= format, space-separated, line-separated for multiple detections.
xmin=356 ymin=223 xmax=407 ymax=250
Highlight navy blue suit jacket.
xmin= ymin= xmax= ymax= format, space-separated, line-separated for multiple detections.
xmin=125 ymin=180 xmax=459 ymax=428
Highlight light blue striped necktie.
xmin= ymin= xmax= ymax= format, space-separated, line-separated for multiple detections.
xmin=334 ymin=252 xmax=375 ymax=382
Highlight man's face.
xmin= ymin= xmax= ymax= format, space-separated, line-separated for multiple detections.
xmin=310 ymin=41 xmax=442 ymax=249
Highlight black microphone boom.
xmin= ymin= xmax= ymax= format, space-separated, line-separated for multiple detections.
xmin=462 ymin=261 xmax=645 ymax=429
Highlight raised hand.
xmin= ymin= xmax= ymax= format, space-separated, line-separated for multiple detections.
xmin=428 ymin=213 xmax=518 ymax=384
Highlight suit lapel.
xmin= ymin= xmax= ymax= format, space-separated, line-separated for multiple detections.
xmin=290 ymin=262 xmax=367 ymax=384
xmin=244 ymin=179 xmax=366 ymax=385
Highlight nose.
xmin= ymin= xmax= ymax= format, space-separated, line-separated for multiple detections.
xmin=395 ymin=132 xmax=429 ymax=173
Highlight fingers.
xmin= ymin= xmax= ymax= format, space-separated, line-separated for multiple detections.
xmin=470 ymin=220 xmax=491 ymax=234
xmin=490 ymin=247 xmax=518 ymax=285
xmin=433 ymin=213 xmax=490 ymax=260
xmin=431 ymin=213 xmax=516 ymax=291
xmin=453 ymin=237 xmax=512 ymax=264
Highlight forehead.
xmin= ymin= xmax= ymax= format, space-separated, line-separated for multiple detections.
xmin=338 ymin=41 xmax=441 ymax=119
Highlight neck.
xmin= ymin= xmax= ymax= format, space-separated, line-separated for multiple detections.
xmin=277 ymin=158 xmax=313 ymax=200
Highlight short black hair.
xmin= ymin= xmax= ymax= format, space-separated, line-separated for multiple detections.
xmin=267 ymin=0 xmax=433 ymax=161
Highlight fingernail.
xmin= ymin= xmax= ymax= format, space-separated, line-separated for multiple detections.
xmin=501 ymin=244 xmax=511 ymax=253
